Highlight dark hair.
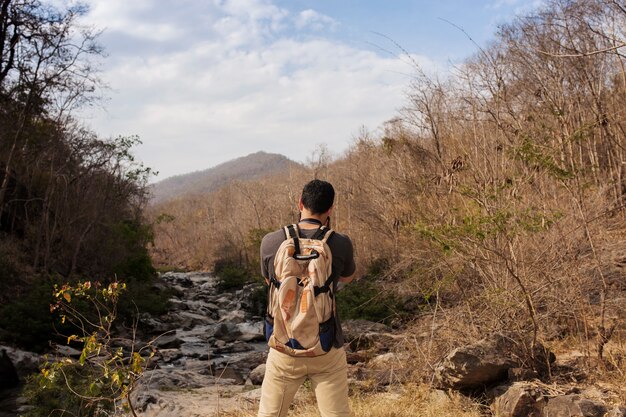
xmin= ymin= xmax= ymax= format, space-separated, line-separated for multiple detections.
xmin=301 ymin=179 xmax=335 ymax=214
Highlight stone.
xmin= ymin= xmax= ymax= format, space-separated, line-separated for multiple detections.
xmin=215 ymin=340 xmax=255 ymax=355
xmin=542 ymin=395 xmax=608 ymax=417
xmin=53 ymin=344 xmax=82 ymax=358
xmin=434 ymin=333 xmax=519 ymax=390
xmin=152 ymin=333 xmax=184 ymax=349
xmin=605 ymin=407 xmax=626 ymax=417
xmin=1 ymin=346 xmax=42 ymax=378
xmin=213 ymin=366 xmax=244 ymax=384
xmin=220 ymin=309 xmax=247 ymax=324
xmin=248 ymin=363 xmax=266 ymax=385
xmin=341 ymin=319 xmax=395 ymax=351
xmin=368 ymin=352 xmax=405 ymax=369
xmin=508 ymin=367 xmax=539 ymax=382
xmin=492 ymin=382 xmax=547 ymax=417
xmin=177 ymin=311 xmax=216 ymax=328
xmin=183 ymin=359 xmax=212 ymax=375
xmin=236 ymin=321 xmax=264 ymax=342
xmin=210 ymin=350 xmax=266 ymax=373
xmin=0 ymin=349 xmax=19 ymax=389
xmin=346 ymin=350 xmax=369 ymax=364
xmin=213 ymin=322 xmax=242 ymax=342
xmin=158 ymin=348 xmax=183 ymax=363
xmin=180 ymin=342 xmax=209 ymax=360
xmin=140 ymin=368 xmax=216 ymax=390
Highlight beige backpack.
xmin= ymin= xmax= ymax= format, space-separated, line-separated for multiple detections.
xmin=265 ymin=224 xmax=336 ymax=356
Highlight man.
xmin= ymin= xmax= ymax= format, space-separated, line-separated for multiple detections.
xmin=258 ymin=179 xmax=355 ymax=417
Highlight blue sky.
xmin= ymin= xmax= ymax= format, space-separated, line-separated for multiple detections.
xmin=72 ymin=0 xmax=543 ymax=181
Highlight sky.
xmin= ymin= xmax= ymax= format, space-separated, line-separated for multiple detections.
xmin=71 ymin=0 xmax=544 ymax=181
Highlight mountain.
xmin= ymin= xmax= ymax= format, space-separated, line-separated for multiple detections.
xmin=150 ymin=151 xmax=302 ymax=204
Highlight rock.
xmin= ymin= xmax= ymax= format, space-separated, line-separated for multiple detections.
xmin=0 ymin=387 xmax=20 ymax=416
xmin=0 ymin=346 xmax=42 ymax=378
xmin=0 ymin=349 xmax=19 ymax=389
xmin=236 ymin=321 xmax=264 ymax=342
xmin=158 ymin=348 xmax=184 ymax=363
xmin=249 ymin=363 xmax=266 ymax=385
xmin=183 ymin=359 xmax=212 ymax=375
xmin=350 ymin=365 xmax=410 ymax=386
xmin=349 ymin=352 xmax=411 ymax=385
xmin=211 ymin=350 xmax=266 ymax=373
xmin=213 ymin=322 xmax=242 ymax=342
xmin=53 ymin=344 xmax=83 ymax=358
xmin=342 ymin=319 xmax=391 ymax=336
xmin=346 ymin=350 xmax=369 ymax=364
xmin=213 ymin=366 xmax=244 ymax=384
xmin=177 ymin=311 xmax=216 ymax=328
xmin=152 ymin=333 xmax=184 ymax=349
xmin=606 ymin=407 xmax=626 ymax=417
xmin=492 ymin=382 xmax=547 ymax=417
xmin=135 ymin=393 xmax=158 ymax=412
xmin=140 ymin=368 xmax=216 ymax=390
xmin=434 ymin=333 xmax=519 ymax=390
xmin=341 ymin=319 xmax=395 ymax=351
xmin=220 ymin=309 xmax=247 ymax=324
xmin=180 ymin=342 xmax=209 ymax=360
xmin=428 ymin=389 xmax=452 ymax=406
xmin=213 ymin=341 xmax=253 ymax=355
xmin=542 ymin=395 xmax=608 ymax=417
xmin=508 ymin=367 xmax=539 ymax=382
xmin=140 ymin=313 xmax=176 ymax=333
xmin=368 ymin=352 xmax=405 ymax=369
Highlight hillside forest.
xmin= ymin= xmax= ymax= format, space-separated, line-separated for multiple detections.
xmin=0 ymin=0 xmax=160 ymax=352
xmin=150 ymin=0 xmax=626 ymax=386
xmin=0 ymin=0 xmax=625 ymax=414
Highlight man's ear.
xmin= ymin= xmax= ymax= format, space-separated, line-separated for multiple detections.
xmin=327 ymin=206 xmax=334 ymax=216
xmin=298 ymin=198 xmax=304 ymax=211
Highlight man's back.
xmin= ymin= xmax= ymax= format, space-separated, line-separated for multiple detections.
xmin=260 ymin=226 xmax=355 ymax=348
xmin=258 ymin=179 xmax=354 ymax=417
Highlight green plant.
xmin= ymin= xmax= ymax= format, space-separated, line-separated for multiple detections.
xmin=215 ymin=261 xmax=252 ymax=291
xmin=337 ymin=279 xmax=404 ymax=324
xmin=0 ymin=278 xmax=56 ymax=352
xmin=25 ymin=280 xmax=152 ymax=417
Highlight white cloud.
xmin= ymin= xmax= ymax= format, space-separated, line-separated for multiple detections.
xmin=74 ymin=0 xmax=437 ymax=180
xmin=295 ymin=9 xmax=338 ymax=31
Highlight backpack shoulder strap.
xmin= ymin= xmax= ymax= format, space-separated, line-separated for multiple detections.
xmin=316 ymin=226 xmax=333 ymax=243
xmin=284 ymin=224 xmax=299 ymax=239
xmin=284 ymin=224 xmax=300 ymax=257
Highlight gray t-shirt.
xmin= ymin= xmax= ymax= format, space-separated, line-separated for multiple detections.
xmin=260 ymin=225 xmax=355 ymax=347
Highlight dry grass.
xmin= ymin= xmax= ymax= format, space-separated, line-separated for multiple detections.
xmin=220 ymin=383 xmax=485 ymax=417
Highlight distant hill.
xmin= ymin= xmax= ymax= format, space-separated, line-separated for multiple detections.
xmin=150 ymin=151 xmax=302 ymax=204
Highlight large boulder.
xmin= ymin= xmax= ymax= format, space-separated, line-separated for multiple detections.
xmin=0 ymin=346 xmax=42 ymax=379
xmin=434 ymin=333 xmax=552 ymax=391
xmin=492 ymin=382 xmax=548 ymax=417
xmin=0 ymin=349 xmax=19 ymax=389
xmin=542 ymin=395 xmax=608 ymax=417
xmin=490 ymin=384 xmax=625 ymax=417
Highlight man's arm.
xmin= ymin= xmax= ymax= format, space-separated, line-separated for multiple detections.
xmin=339 ymin=272 xmax=355 ymax=283
xmin=338 ymin=235 xmax=356 ymax=283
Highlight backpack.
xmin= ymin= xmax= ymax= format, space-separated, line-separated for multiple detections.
xmin=264 ymin=224 xmax=336 ymax=357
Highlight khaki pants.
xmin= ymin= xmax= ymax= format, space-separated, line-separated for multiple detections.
xmin=258 ymin=346 xmax=350 ymax=417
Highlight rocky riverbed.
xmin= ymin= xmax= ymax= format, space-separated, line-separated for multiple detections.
xmin=2 ymin=271 xmax=625 ymax=417
xmin=130 ymin=271 xmax=269 ymax=415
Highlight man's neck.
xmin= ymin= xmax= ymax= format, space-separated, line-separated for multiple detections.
xmin=298 ymin=210 xmax=327 ymax=229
